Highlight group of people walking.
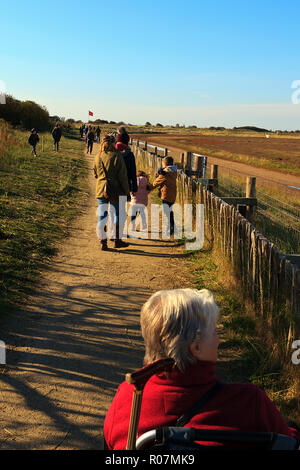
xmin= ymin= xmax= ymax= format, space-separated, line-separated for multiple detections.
xmin=27 ymin=123 xmax=62 ymax=156
xmin=80 ymin=124 xmax=101 ymax=154
xmin=93 ymin=126 xmax=178 ymax=250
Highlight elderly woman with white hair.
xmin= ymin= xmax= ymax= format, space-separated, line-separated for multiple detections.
xmin=103 ymin=289 xmax=300 ymax=449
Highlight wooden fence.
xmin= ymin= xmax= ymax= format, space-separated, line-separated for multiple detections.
xmin=131 ymin=140 xmax=300 ymax=346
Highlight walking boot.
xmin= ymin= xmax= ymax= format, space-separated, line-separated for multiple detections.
xmin=114 ymin=239 xmax=129 ymax=248
xmin=114 ymin=224 xmax=129 ymax=249
xmin=100 ymin=239 xmax=108 ymax=251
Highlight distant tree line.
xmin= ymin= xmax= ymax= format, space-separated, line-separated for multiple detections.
xmin=0 ymin=95 xmax=51 ymax=131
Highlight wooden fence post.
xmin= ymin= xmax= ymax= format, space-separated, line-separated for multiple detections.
xmin=180 ymin=153 xmax=184 ymax=169
xmin=183 ymin=151 xmax=192 ymax=175
xmin=211 ymin=165 xmax=218 ymax=191
xmin=246 ymin=177 xmax=256 ymax=221
xmin=210 ymin=164 xmax=218 ymax=179
xmin=192 ymin=155 xmax=203 ymax=179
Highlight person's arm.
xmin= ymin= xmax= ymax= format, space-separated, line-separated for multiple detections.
xmin=116 ymin=155 xmax=130 ymax=195
xmin=152 ymin=173 xmax=166 ymax=189
xmin=128 ymin=152 xmax=138 ymax=193
xmin=93 ymin=155 xmax=99 ymax=178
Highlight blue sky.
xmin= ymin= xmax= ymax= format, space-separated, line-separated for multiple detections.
xmin=1 ymin=0 xmax=300 ymax=129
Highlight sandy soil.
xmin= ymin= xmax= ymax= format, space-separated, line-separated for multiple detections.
xmin=0 ymin=144 xmax=194 ymax=450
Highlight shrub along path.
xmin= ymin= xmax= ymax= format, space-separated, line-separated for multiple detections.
xmin=0 ymin=143 xmax=194 ymax=449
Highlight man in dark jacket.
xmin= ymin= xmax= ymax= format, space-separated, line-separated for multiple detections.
xmin=115 ymin=128 xmax=138 ymax=194
xmin=28 ymin=128 xmax=39 ymax=156
xmin=96 ymin=126 xmax=101 ymax=143
xmin=87 ymin=127 xmax=95 ymax=154
xmin=52 ymin=124 xmax=62 ymax=151
xmin=122 ymin=147 xmax=138 ymax=194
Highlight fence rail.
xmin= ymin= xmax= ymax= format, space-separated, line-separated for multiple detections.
xmin=131 ymin=140 xmax=300 ymax=345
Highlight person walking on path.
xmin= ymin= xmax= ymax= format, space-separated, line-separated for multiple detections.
xmin=130 ymin=171 xmax=153 ymax=233
xmin=84 ymin=126 xmax=88 ymax=142
xmin=87 ymin=127 xmax=95 ymax=154
xmin=93 ymin=134 xmax=130 ymax=250
xmin=52 ymin=123 xmax=62 ymax=152
xmin=96 ymin=126 xmax=101 ymax=143
xmin=115 ymin=126 xmax=129 ymax=151
xmin=152 ymin=156 xmax=177 ymax=236
xmin=28 ymin=128 xmax=39 ymax=156
xmin=115 ymin=127 xmax=138 ymax=194
xmin=115 ymin=127 xmax=138 ymax=239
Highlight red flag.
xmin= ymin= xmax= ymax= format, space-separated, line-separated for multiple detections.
xmin=89 ymin=111 xmax=93 ymax=116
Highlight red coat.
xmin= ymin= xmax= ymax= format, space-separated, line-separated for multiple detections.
xmin=104 ymin=361 xmax=300 ymax=450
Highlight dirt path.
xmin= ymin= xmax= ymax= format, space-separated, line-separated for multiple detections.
xmin=136 ymin=138 xmax=300 ymax=189
xmin=0 ymin=144 xmax=194 ymax=450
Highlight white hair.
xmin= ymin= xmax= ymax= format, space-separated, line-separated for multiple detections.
xmin=140 ymin=288 xmax=219 ymax=372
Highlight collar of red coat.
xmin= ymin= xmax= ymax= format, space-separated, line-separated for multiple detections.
xmin=115 ymin=142 xmax=128 ymax=151
xmin=151 ymin=360 xmax=217 ymax=387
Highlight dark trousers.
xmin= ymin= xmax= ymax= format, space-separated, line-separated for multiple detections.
xmin=53 ymin=140 xmax=60 ymax=151
xmin=31 ymin=144 xmax=37 ymax=156
xmin=163 ymin=201 xmax=175 ymax=234
xmin=87 ymin=141 xmax=93 ymax=154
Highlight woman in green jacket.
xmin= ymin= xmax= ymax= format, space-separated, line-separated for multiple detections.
xmin=94 ymin=134 xmax=130 ymax=250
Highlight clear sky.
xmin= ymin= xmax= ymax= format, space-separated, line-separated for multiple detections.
xmin=1 ymin=0 xmax=300 ymax=129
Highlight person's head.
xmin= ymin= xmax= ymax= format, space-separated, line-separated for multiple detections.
xmin=140 ymin=289 xmax=220 ymax=372
xmin=116 ymin=130 xmax=129 ymax=147
xmin=100 ymin=134 xmax=116 ymax=153
xmin=162 ymin=156 xmax=174 ymax=168
xmin=117 ymin=126 xmax=127 ymax=135
xmin=31 ymin=128 xmax=36 ymax=134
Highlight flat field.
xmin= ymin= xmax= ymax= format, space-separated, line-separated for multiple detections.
xmin=131 ymin=131 xmax=300 ymax=177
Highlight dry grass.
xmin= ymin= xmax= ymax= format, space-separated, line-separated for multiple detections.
xmin=0 ymin=124 xmax=87 ymax=314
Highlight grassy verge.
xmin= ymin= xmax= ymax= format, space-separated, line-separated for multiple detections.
xmin=189 ymin=242 xmax=300 ymax=425
xmin=0 ymin=124 xmax=87 ymax=315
